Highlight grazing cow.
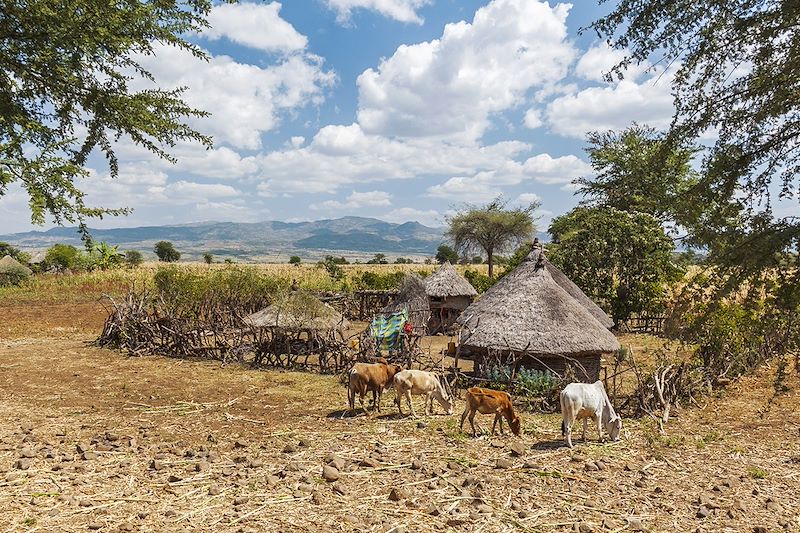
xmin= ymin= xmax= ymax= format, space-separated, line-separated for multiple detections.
xmin=560 ymin=380 xmax=622 ymax=448
xmin=460 ymin=387 xmax=521 ymax=437
xmin=348 ymin=358 xmax=403 ymax=415
xmin=393 ymin=370 xmax=454 ymax=418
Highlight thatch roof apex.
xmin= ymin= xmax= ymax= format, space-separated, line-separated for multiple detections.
xmin=0 ymin=255 xmax=31 ymax=274
xmin=456 ymin=249 xmax=619 ymax=356
xmin=381 ymin=273 xmax=431 ymax=329
xmin=243 ymin=291 xmax=348 ymax=331
xmin=425 ymin=262 xmax=477 ymax=298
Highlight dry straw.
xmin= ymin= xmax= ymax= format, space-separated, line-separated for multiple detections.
xmin=424 ymin=262 xmax=477 ymax=298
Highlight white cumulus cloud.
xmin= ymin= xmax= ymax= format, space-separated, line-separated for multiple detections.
xmin=325 ymin=0 xmax=431 ymax=24
xmin=356 ymin=0 xmax=576 ymax=142
xmin=310 ymin=190 xmax=393 ymax=210
xmin=203 ymin=2 xmax=308 ymax=53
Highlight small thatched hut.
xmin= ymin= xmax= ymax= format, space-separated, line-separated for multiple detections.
xmin=380 ymin=273 xmax=430 ymax=335
xmin=0 ymin=254 xmax=31 ymax=273
xmin=456 ymin=247 xmax=619 ymax=382
xmin=243 ymin=291 xmax=349 ymax=332
xmin=425 ymin=262 xmax=477 ymax=333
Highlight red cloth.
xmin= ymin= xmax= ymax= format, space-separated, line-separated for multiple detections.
xmin=403 ymin=322 xmax=413 ymax=335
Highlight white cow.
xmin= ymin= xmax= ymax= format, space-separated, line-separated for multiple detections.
xmin=393 ymin=370 xmax=454 ymax=418
xmin=560 ymin=380 xmax=622 ymax=448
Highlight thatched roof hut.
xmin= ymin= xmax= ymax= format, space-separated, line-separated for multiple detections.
xmin=425 ymin=262 xmax=478 ymax=298
xmin=0 ymin=255 xmax=32 ymax=274
xmin=456 ymin=247 xmax=619 ymax=381
xmin=425 ymin=262 xmax=477 ymax=333
xmin=243 ymin=291 xmax=349 ymax=332
xmin=380 ymin=273 xmax=430 ymax=333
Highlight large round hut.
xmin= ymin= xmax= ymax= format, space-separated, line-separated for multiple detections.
xmin=424 ymin=262 xmax=478 ymax=333
xmin=243 ymin=291 xmax=349 ymax=332
xmin=456 ymin=246 xmax=619 ymax=382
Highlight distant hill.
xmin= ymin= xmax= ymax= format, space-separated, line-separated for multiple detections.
xmin=0 ymin=217 xmax=450 ymax=262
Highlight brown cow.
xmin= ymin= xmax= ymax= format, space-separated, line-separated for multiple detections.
xmin=460 ymin=387 xmax=521 ymax=436
xmin=348 ymin=358 xmax=403 ymax=415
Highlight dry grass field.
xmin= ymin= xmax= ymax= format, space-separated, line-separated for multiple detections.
xmin=0 ymin=268 xmax=798 ymax=532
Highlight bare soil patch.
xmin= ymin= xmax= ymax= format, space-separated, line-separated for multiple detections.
xmin=0 ymin=302 xmax=798 ymax=532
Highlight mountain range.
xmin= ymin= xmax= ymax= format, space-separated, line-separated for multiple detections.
xmin=0 ymin=217 xmax=450 ymax=262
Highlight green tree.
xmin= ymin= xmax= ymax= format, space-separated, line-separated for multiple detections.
xmin=579 ymin=125 xmax=699 ymax=223
xmin=589 ymin=4 xmax=800 ymax=374
xmin=203 ymin=252 xmax=213 ymax=264
xmin=366 ymin=253 xmax=388 ymax=265
xmin=154 ymin=241 xmax=180 ymax=263
xmin=446 ymin=197 xmax=538 ymax=277
xmin=289 ymin=255 xmax=302 ymax=265
xmin=470 ymin=255 xmax=483 ymax=264
xmin=124 ymin=250 xmax=143 ymax=268
xmin=435 ymin=244 xmax=459 ymax=264
xmin=0 ymin=0 xmax=213 ymax=230
xmin=548 ymin=208 xmax=682 ymax=324
xmin=45 ymin=243 xmax=81 ymax=272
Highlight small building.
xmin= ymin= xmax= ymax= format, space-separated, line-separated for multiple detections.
xmin=243 ymin=291 xmax=349 ymax=333
xmin=424 ymin=262 xmax=478 ymax=333
xmin=456 ymin=246 xmax=619 ymax=382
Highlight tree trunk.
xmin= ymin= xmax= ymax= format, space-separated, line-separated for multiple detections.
xmin=487 ymin=247 xmax=494 ymax=277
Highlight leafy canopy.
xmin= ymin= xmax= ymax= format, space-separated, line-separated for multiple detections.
xmin=548 ymin=207 xmax=683 ymax=324
xmin=154 ymin=241 xmax=180 ymax=262
xmin=446 ymin=197 xmax=538 ymax=277
xmin=435 ymin=244 xmax=459 ymax=264
xmin=0 ymin=0 xmax=213 ymax=228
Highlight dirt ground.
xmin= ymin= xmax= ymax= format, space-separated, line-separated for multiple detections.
xmin=0 ymin=300 xmax=798 ymax=532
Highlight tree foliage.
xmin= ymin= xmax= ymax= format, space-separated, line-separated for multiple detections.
xmin=0 ymin=0 xmax=213 ymax=227
xmin=91 ymin=241 xmax=124 ymax=270
xmin=288 ymin=255 xmax=301 ymax=265
xmin=548 ymin=208 xmax=682 ymax=324
xmin=435 ymin=244 xmax=459 ymax=264
xmin=589 ymin=1 xmax=800 ymax=371
xmin=154 ymin=241 xmax=180 ymax=263
xmin=579 ymin=124 xmax=700 ymax=223
xmin=125 ymin=250 xmax=143 ymax=267
xmin=45 ymin=243 xmax=81 ymax=272
xmin=446 ymin=197 xmax=538 ymax=277
xmin=203 ymin=253 xmax=214 ymax=265
xmin=0 ymin=242 xmax=30 ymax=264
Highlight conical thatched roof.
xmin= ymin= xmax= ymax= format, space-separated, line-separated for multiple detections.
xmin=425 ymin=262 xmax=477 ymax=298
xmin=0 ymin=255 xmax=31 ymax=274
xmin=531 ymin=248 xmax=614 ymax=329
xmin=243 ymin=291 xmax=348 ymax=331
xmin=381 ymin=273 xmax=431 ymax=329
xmin=457 ymin=252 xmax=619 ymax=356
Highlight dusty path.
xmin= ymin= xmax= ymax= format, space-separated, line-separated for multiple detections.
xmin=0 ymin=302 xmax=798 ymax=531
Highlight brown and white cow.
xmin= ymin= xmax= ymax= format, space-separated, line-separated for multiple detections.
xmin=348 ymin=358 xmax=403 ymax=415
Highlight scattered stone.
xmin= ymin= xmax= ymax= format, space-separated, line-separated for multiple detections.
xmin=476 ymin=504 xmax=493 ymax=514
xmin=282 ymin=444 xmax=296 ymax=454
xmin=595 ymin=460 xmax=606 ymax=471
xmin=95 ymin=444 xmax=112 ymax=452
xmin=425 ymin=504 xmax=440 ymax=516
xmin=207 ymin=451 xmax=220 ymax=463
xmin=416 ymin=422 xmax=428 ymax=429
xmin=312 ymin=491 xmax=324 ymax=505
xmin=388 ymin=488 xmax=409 ymax=501
xmin=298 ymin=439 xmax=311 ymax=448
xmin=447 ymin=518 xmax=467 ymax=527
xmin=207 ymin=433 xmax=217 ymax=443
xmin=167 ymin=475 xmax=182 ymax=483
xmin=322 ymin=465 xmax=340 ymax=482
xmin=490 ymin=440 xmax=504 ymax=448
xmin=360 ymin=457 xmax=380 ymax=468
xmin=634 ymin=479 xmax=647 ymax=488
xmin=195 ymin=461 xmax=210 ymax=473
xmin=518 ymin=510 xmax=529 ymax=519
xmin=79 ymin=500 xmax=93 ymax=508
xmin=602 ymin=518 xmax=622 ymax=529
xmin=327 ymin=456 xmax=346 ymax=471
xmin=87 ymin=522 xmax=103 ymax=530
xmin=698 ymin=494 xmax=720 ymax=509
xmin=266 ymin=475 xmax=280 ymax=486
xmin=233 ymin=439 xmax=248 ymax=449
xmin=628 ymin=517 xmax=645 ymax=531
xmin=766 ymin=501 xmax=783 ymax=512
xmin=578 ymin=523 xmax=594 ymax=533
xmin=221 ymin=466 xmax=235 ymax=476
xmin=150 ymin=459 xmax=166 ymax=471
xmin=584 ymin=462 xmax=599 ymax=472
xmin=778 ymin=519 xmax=790 ymax=529
xmin=164 ymin=510 xmax=177 ymax=518
xmin=233 ymin=496 xmax=249 ymax=506
xmin=208 ymin=485 xmax=221 ymax=496
xmin=247 ymin=458 xmax=263 ymax=469
xmin=19 ymin=447 xmax=36 ymax=458
xmin=76 ymin=443 xmax=91 ymax=454
xmin=522 ymin=461 xmax=542 ymax=470
xmin=46 ymin=508 xmax=60 ymax=517
xmin=410 ymin=459 xmax=423 ymax=470
xmin=510 ymin=501 xmax=521 ymax=511
xmin=495 ymin=458 xmax=513 ymax=469
xmin=696 ymin=506 xmax=711 ymax=518
xmin=447 ymin=461 xmax=463 ymax=472
xmin=753 ymin=527 xmax=768 ymax=533
xmin=297 ymin=483 xmax=313 ymax=493
xmin=15 ymin=458 xmax=33 ymax=470
xmin=105 ymin=432 xmax=119 ymax=442
xmin=509 ymin=442 xmax=525 ymax=457
xmin=624 ymin=463 xmax=636 ymax=471
xmin=137 ymin=512 xmax=149 ymax=519
xmin=82 ymin=451 xmax=97 ymax=461
xmin=332 ymin=482 xmax=347 ymax=496
xmin=117 ymin=523 xmax=133 ymax=532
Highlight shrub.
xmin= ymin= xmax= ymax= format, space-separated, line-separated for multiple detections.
xmin=355 ymin=271 xmax=405 ymax=291
xmin=289 ymin=256 xmax=301 ymax=265
xmin=0 ymin=259 xmax=32 ymax=286
xmin=203 ymin=252 xmax=213 ymax=264
xmin=125 ymin=250 xmax=144 ymax=267
xmin=45 ymin=243 xmax=81 ymax=272
xmin=463 ymin=269 xmax=496 ymax=293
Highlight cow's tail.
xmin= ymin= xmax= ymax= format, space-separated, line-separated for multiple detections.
xmin=561 ymin=419 xmax=566 ymax=436
xmin=347 ymin=369 xmax=356 ymax=410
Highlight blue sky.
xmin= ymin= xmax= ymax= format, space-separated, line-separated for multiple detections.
xmin=1 ymin=0 xmax=679 ymax=234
